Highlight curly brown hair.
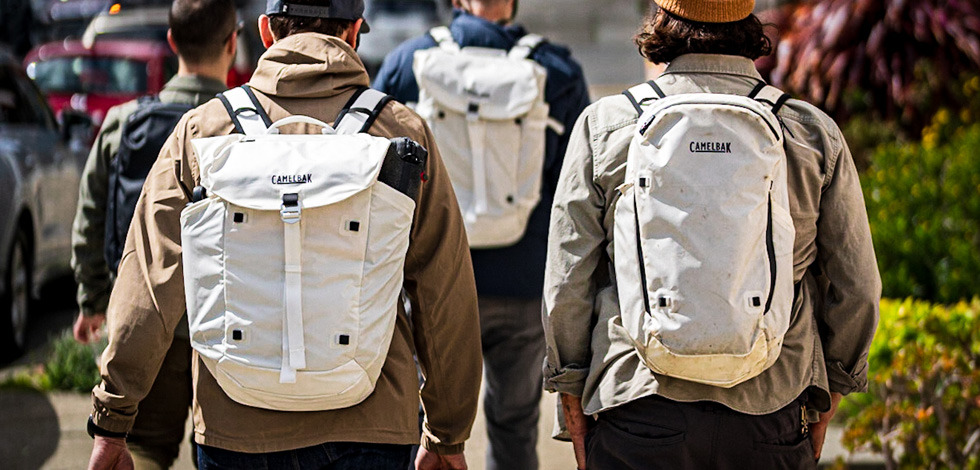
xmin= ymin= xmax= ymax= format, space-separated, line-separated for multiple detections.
xmin=634 ymin=7 xmax=773 ymax=64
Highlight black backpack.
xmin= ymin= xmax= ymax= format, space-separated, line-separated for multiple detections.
xmin=105 ymin=97 xmax=193 ymax=272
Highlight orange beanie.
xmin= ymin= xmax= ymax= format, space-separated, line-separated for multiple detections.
xmin=654 ymin=0 xmax=755 ymax=23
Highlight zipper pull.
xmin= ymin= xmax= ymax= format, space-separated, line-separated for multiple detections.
xmin=801 ymin=403 xmax=809 ymax=437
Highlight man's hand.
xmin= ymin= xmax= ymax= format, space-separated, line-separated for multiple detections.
xmin=73 ymin=312 xmax=106 ymax=344
xmin=809 ymin=392 xmax=843 ymax=461
xmin=561 ymin=393 xmax=591 ymax=470
xmin=87 ymin=436 xmax=134 ymax=470
xmin=415 ymin=448 xmax=467 ymax=470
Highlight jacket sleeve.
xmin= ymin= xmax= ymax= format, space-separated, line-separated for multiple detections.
xmin=90 ymin=118 xmax=193 ymax=433
xmin=814 ymin=126 xmax=881 ymax=395
xmin=403 ymin=120 xmax=482 ymax=454
xmin=71 ymin=105 xmax=125 ymax=316
xmin=542 ymin=108 xmax=605 ymax=397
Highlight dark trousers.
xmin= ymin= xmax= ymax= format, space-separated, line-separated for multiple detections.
xmin=585 ymin=394 xmax=817 ymax=470
xmin=479 ymin=296 xmax=545 ymax=470
xmin=197 ymin=442 xmax=412 ymax=470
xmin=127 ymin=336 xmax=193 ymax=470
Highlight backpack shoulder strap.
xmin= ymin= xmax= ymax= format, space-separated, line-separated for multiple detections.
xmin=217 ymin=85 xmax=272 ymax=135
xmin=749 ymin=82 xmax=791 ymax=115
xmin=622 ymin=80 xmax=666 ymax=115
xmin=429 ymin=26 xmax=460 ymax=52
xmin=334 ymin=87 xmax=392 ymax=135
xmin=508 ymin=33 xmax=546 ymax=60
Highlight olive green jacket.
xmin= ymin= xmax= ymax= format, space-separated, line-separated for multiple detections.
xmin=71 ymin=74 xmax=229 ymax=325
xmin=543 ymin=54 xmax=881 ymax=427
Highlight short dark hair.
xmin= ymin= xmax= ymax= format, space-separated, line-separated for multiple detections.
xmin=268 ymin=0 xmax=353 ymax=40
xmin=634 ymin=7 xmax=773 ymax=64
xmin=169 ymin=0 xmax=237 ymax=65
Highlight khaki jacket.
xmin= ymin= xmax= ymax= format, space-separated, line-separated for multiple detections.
xmin=91 ymin=34 xmax=482 ymax=454
xmin=543 ymin=55 xmax=880 ymax=423
xmin=71 ymin=75 xmax=228 ymax=320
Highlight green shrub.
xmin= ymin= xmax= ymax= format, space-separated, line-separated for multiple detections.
xmin=841 ymin=299 xmax=980 ymax=469
xmin=861 ymin=118 xmax=980 ymax=303
xmin=43 ymin=329 xmax=104 ymax=393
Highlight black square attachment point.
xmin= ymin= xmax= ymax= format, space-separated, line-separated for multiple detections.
xmin=338 ymin=335 xmax=350 ymax=345
xmin=752 ymin=296 xmax=762 ymax=307
xmin=506 ymin=195 xmax=515 ymax=204
xmin=639 ymin=177 xmax=649 ymax=188
xmin=348 ymin=221 xmax=360 ymax=232
xmin=233 ymin=212 xmax=245 ymax=223
xmin=232 ymin=329 xmax=243 ymax=341
xmin=467 ymin=103 xmax=480 ymax=114
xmin=658 ymin=297 xmax=669 ymax=308
xmin=437 ymin=111 xmax=446 ymax=119
xmin=515 ymin=118 xmax=523 ymax=126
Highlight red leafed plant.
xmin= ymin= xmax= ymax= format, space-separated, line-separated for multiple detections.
xmin=758 ymin=0 xmax=980 ymax=130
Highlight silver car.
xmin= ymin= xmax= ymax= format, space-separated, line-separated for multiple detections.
xmin=0 ymin=49 xmax=90 ymax=361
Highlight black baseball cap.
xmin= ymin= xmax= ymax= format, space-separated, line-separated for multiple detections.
xmin=266 ymin=0 xmax=370 ymax=32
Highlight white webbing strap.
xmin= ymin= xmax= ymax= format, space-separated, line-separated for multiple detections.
xmin=279 ymin=193 xmax=305 ymax=383
xmin=429 ymin=26 xmax=459 ymax=52
xmin=334 ymin=88 xmax=389 ymax=135
xmin=465 ymin=114 xmax=488 ymax=223
xmin=220 ymin=87 xmax=269 ymax=136
xmin=752 ymin=85 xmax=791 ymax=115
xmin=508 ymin=33 xmax=545 ymax=60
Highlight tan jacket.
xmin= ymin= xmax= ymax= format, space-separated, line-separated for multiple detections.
xmin=543 ymin=54 xmax=881 ymax=423
xmin=91 ymin=34 xmax=482 ymax=454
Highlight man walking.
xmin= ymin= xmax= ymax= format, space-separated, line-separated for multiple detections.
xmin=71 ymin=0 xmax=238 ymax=467
xmin=374 ymin=2 xmax=589 ymax=469
xmin=543 ymin=1 xmax=880 ymax=469
xmin=85 ymin=1 xmax=481 ymax=469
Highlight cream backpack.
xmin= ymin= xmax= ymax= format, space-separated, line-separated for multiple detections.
xmin=412 ymin=26 xmax=562 ymax=248
xmin=181 ymin=86 xmax=426 ymax=411
xmin=615 ymin=81 xmax=796 ymax=388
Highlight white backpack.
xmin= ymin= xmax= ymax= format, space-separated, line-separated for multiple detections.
xmin=614 ymin=81 xmax=796 ymax=388
xmin=181 ymin=86 xmax=427 ymax=411
xmin=412 ymin=26 xmax=560 ymax=248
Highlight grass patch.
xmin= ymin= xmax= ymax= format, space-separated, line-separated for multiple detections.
xmin=0 ymin=328 xmax=105 ymax=393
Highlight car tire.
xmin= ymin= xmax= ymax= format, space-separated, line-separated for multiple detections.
xmin=0 ymin=229 xmax=31 ymax=362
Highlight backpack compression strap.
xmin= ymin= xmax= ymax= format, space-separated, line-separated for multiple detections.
xmin=623 ymin=80 xmax=666 ymax=115
xmin=429 ymin=26 xmax=460 ymax=52
xmin=334 ymin=87 xmax=392 ymax=135
xmin=217 ymin=85 xmax=273 ymax=135
xmin=508 ymin=33 xmax=546 ymax=60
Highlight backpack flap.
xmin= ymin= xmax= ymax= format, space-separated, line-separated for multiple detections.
xmin=413 ymin=46 xmax=545 ymax=120
xmin=190 ymin=133 xmax=392 ymax=211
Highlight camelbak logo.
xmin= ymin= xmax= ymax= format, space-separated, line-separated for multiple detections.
xmin=464 ymin=88 xmax=491 ymax=100
xmin=690 ymin=141 xmax=732 ymax=153
xmin=271 ymin=174 xmax=313 ymax=185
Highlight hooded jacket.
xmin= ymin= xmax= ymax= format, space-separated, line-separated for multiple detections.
xmin=90 ymin=33 xmax=482 ymax=454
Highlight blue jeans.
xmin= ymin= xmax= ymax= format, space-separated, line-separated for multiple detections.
xmin=197 ymin=442 xmax=412 ymax=470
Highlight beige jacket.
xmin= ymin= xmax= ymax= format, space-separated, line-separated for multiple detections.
xmin=543 ymin=54 xmax=880 ymax=422
xmin=91 ymin=33 xmax=482 ymax=454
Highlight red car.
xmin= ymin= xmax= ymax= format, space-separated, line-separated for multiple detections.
xmin=23 ymin=39 xmax=176 ymax=126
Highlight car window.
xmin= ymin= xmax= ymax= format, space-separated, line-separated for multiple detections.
xmin=0 ymin=66 xmax=43 ymax=125
xmin=29 ymin=56 xmax=149 ymax=95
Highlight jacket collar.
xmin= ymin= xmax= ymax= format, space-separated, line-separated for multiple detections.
xmin=450 ymin=8 xmax=527 ymax=46
xmin=161 ymin=74 xmax=228 ymax=96
xmin=662 ymin=54 xmax=764 ymax=82
xmin=247 ymin=33 xmax=370 ymax=99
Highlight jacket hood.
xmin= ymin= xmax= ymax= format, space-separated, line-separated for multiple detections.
xmin=248 ymin=33 xmax=370 ymax=99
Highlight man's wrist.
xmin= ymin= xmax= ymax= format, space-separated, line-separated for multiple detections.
xmin=87 ymin=415 xmax=128 ymax=440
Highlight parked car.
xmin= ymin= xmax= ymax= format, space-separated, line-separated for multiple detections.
xmin=24 ymin=39 xmax=176 ymax=126
xmin=0 ymin=49 xmax=91 ymax=361
xmin=81 ymin=3 xmax=255 ymax=87
xmin=359 ymin=0 xmax=451 ymax=76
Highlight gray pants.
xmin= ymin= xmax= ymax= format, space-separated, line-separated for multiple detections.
xmin=585 ymin=393 xmax=818 ymax=470
xmin=479 ymin=296 xmax=545 ymax=470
